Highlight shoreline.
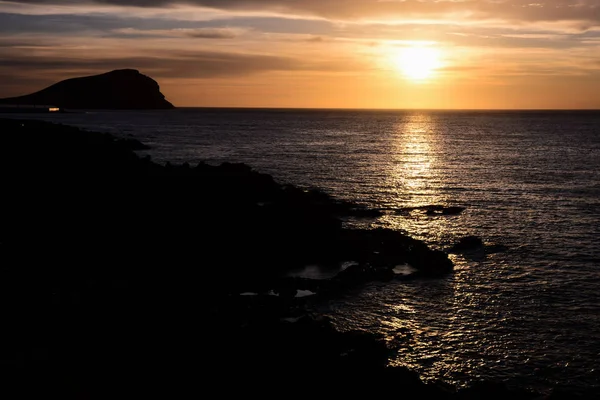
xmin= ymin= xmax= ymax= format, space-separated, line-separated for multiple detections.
xmin=0 ymin=118 xmax=595 ymax=399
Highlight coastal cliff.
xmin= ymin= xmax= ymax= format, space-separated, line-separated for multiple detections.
xmin=0 ymin=69 xmax=174 ymax=109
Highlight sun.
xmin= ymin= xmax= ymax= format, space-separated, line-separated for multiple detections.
xmin=393 ymin=45 xmax=442 ymax=82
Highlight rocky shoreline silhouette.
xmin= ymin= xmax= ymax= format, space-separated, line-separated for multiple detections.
xmin=0 ymin=118 xmax=593 ymax=399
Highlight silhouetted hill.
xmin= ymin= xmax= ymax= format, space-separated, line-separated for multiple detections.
xmin=0 ymin=69 xmax=174 ymax=109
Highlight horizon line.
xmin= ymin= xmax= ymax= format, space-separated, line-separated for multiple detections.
xmin=175 ymin=106 xmax=600 ymax=112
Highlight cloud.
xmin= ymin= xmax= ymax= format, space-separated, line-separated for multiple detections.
xmin=182 ymin=27 xmax=244 ymax=39
xmin=0 ymin=46 xmax=366 ymax=85
xmin=0 ymin=52 xmax=280 ymax=79
xmin=108 ymin=27 xmax=245 ymax=39
xmin=5 ymin=0 xmax=600 ymax=25
xmin=305 ymin=35 xmax=324 ymax=43
xmin=0 ymin=10 xmax=336 ymax=38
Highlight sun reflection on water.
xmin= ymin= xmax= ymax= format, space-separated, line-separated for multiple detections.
xmin=377 ymin=113 xmax=460 ymax=246
xmin=323 ymin=112 xmax=547 ymax=391
xmin=386 ymin=114 xmax=443 ymax=206
xmin=356 ymin=114 xmax=489 ymax=384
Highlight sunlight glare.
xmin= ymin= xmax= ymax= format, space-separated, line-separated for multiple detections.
xmin=393 ymin=45 xmax=442 ymax=82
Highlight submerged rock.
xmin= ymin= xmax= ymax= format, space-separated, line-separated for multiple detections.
xmin=397 ymin=205 xmax=466 ymax=216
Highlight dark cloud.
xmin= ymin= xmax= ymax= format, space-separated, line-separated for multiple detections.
xmin=0 ymin=51 xmax=295 ymax=78
xmin=6 ymin=0 xmax=600 ymax=24
xmin=0 ymin=38 xmax=45 ymax=47
xmin=0 ymin=12 xmax=334 ymax=37
xmin=0 ymin=12 xmax=176 ymax=34
xmin=0 ymin=47 xmax=365 ymax=96
xmin=184 ymin=28 xmax=239 ymax=39
xmin=0 ymin=72 xmax=50 ymax=90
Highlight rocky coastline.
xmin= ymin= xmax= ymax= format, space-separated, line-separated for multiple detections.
xmin=0 ymin=118 xmax=592 ymax=399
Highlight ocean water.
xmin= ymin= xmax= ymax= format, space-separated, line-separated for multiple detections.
xmin=8 ymin=108 xmax=600 ymax=394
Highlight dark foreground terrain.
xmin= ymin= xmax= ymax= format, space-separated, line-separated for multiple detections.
xmin=0 ymin=118 xmax=592 ymax=399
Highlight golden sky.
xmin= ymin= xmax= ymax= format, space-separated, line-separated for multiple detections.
xmin=0 ymin=0 xmax=599 ymax=109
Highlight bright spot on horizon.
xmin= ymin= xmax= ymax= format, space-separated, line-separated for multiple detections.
xmin=393 ymin=45 xmax=442 ymax=82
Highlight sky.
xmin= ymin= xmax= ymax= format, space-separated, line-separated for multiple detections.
xmin=0 ymin=0 xmax=599 ymax=109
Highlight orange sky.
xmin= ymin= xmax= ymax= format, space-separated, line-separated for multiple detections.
xmin=0 ymin=0 xmax=599 ymax=109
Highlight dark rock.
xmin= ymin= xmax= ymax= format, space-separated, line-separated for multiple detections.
xmin=118 ymin=137 xmax=151 ymax=150
xmin=0 ymin=69 xmax=174 ymax=109
xmin=397 ymin=204 xmax=466 ymax=216
xmin=409 ymin=249 xmax=455 ymax=277
xmin=331 ymin=262 xmax=393 ymax=289
xmin=546 ymin=387 xmax=600 ymax=399
xmin=442 ymin=206 xmax=466 ymax=215
xmin=449 ymin=236 xmax=484 ymax=253
xmin=456 ymin=381 xmax=539 ymax=400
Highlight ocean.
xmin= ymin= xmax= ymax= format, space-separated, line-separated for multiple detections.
xmin=8 ymin=108 xmax=600 ymax=394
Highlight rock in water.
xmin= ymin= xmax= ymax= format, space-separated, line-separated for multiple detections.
xmin=448 ymin=236 xmax=484 ymax=253
xmin=0 ymin=69 xmax=174 ymax=109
